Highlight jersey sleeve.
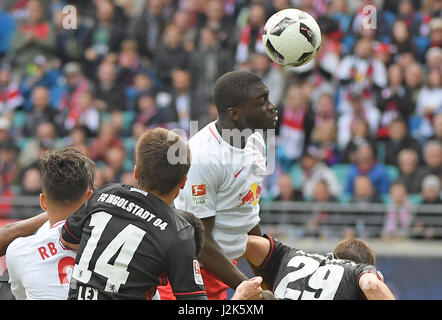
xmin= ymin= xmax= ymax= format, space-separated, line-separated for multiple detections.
xmin=355 ymin=264 xmax=384 ymax=283
xmin=61 ymin=202 xmax=90 ymax=245
xmin=174 ymin=161 xmax=221 ymax=219
xmin=165 ymin=226 xmax=207 ymax=300
xmin=6 ymin=240 xmax=26 ymax=300
xmin=258 ymin=234 xmax=291 ymax=289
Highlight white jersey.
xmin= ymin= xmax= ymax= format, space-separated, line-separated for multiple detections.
xmin=174 ymin=121 xmax=267 ymax=260
xmin=6 ymin=220 xmax=76 ymax=300
xmin=36 ymin=220 xmax=50 ymax=234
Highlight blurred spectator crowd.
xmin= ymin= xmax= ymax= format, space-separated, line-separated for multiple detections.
xmin=0 ymin=0 xmax=440 ymax=240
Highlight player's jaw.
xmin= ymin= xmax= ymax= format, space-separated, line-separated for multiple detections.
xmin=254 ymin=102 xmax=279 ymax=130
xmin=240 ymin=100 xmax=278 ymax=131
xmin=250 ymin=89 xmax=278 ymax=130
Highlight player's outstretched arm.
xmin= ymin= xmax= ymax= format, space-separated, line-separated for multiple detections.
xmin=231 ymin=276 xmax=263 ymax=300
xmin=359 ymin=272 xmax=395 ymax=300
xmin=0 ymin=212 xmax=48 ymax=256
xmin=243 ymin=234 xmax=275 ymax=292
xmin=244 ymin=235 xmax=271 ymax=267
xmin=246 ymin=225 xmax=268 ymax=281
xmin=199 ymin=216 xmax=249 ymax=289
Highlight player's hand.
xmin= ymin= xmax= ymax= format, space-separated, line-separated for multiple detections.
xmin=231 ymin=276 xmax=263 ymax=300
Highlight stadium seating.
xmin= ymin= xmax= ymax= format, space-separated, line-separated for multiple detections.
xmin=289 ymin=163 xmax=303 ymax=191
xmin=409 ymin=115 xmax=422 ymax=140
xmin=376 ymin=142 xmax=386 ymax=164
xmin=331 ymin=164 xmax=350 ymax=190
xmin=12 ymin=111 xmax=26 ymax=129
xmin=414 ymin=36 xmax=431 ymax=60
xmin=101 ymin=110 xmax=136 ymax=134
xmin=385 ymin=165 xmax=400 ymax=183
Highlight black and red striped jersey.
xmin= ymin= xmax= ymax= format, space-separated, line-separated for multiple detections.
xmin=61 ymin=183 xmax=207 ymax=300
xmin=260 ymin=235 xmax=383 ymax=300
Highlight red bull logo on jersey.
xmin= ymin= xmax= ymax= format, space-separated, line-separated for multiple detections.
xmin=238 ymin=183 xmax=262 ymax=207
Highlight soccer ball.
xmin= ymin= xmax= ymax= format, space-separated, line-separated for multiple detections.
xmin=262 ymin=8 xmax=321 ymax=67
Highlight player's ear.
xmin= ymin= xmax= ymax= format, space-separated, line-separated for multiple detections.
xmin=39 ymin=193 xmax=47 ymax=211
xmin=178 ymin=175 xmax=187 ymax=189
xmin=226 ymin=107 xmax=241 ymax=121
xmin=87 ymin=189 xmax=93 ymax=199
xmin=134 ymin=165 xmax=139 ymax=181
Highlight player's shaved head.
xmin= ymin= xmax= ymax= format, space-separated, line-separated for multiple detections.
xmin=213 ymin=70 xmax=262 ymax=114
xmin=40 ymin=148 xmax=95 ymax=205
xmin=333 ymin=238 xmax=376 ymax=265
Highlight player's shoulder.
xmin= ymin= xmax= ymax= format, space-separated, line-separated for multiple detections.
xmin=189 ymin=122 xmax=222 ymax=153
xmin=93 ymin=182 xmax=125 ymax=195
xmin=189 ymin=122 xmax=212 ymax=142
xmin=7 ymin=236 xmax=28 ymax=252
xmin=13 ymin=221 xmax=64 ymax=248
xmin=6 ymin=233 xmax=36 ymax=259
xmin=91 ymin=182 xmax=143 ymax=203
xmin=187 ymin=125 xmax=225 ymax=174
xmin=325 ymin=254 xmax=379 ymax=276
xmin=170 ymin=210 xmax=200 ymax=246
xmin=172 ymin=210 xmax=192 ymax=232
xmin=352 ymin=261 xmax=381 ymax=275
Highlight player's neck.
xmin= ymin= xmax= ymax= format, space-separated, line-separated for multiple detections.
xmin=47 ymin=210 xmax=71 ymax=227
xmin=46 ymin=203 xmax=82 ymax=227
xmin=215 ymin=118 xmax=251 ymax=149
xmin=142 ymin=187 xmax=176 ymax=206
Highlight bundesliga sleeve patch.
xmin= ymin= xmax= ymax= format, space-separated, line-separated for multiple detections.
xmin=191 ymin=184 xmax=207 ymax=205
xmin=193 ymin=260 xmax=204 ymax=285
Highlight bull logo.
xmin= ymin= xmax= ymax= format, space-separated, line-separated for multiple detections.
xmin=238 ymin=183 xmax=262 ymax=207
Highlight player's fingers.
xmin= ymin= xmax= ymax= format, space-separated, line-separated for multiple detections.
xmin=249 ymin=276 xmax=263 ymax=285
xmin=252 ymin=285 xmax=263 ymax=297
xmin=250 ymin=292 xmax=263 ymax=300
xmin=246 ymin=281 xmax=262 ymax=293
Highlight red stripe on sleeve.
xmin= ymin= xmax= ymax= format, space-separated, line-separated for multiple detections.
xmin=259 ymin=235 xmax=274 ymax=270
xmin=63 ymin=222 xmax=80 ymax=241
xmin=358 ymin=270 xmax=384 ymax=285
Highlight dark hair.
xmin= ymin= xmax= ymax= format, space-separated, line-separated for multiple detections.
xmin=40 ymin=148 xmax=95 ymax=204
xmin=135 ymin=128 xmax=190 ymax=194
xmin=213 ymin=70 xmax=262 ymax=114
xmin=174 ymin=209 xmax=205 ymax=257
xmin=333 ymin=238 xmax=376 ymax=265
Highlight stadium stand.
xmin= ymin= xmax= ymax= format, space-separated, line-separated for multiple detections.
xmin=0 ymin=0 xmax=440 ymax=263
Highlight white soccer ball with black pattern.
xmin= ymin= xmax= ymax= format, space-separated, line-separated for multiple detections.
xmin=262 ymin=8 xmax=321 ymax=67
